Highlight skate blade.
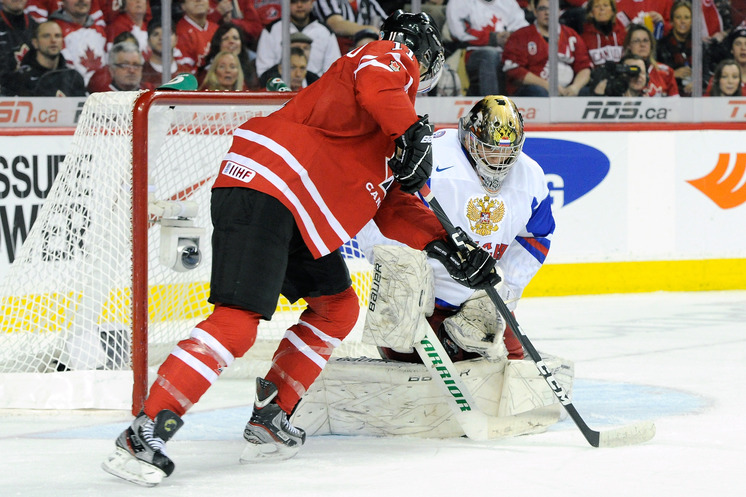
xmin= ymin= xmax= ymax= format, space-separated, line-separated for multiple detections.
xmin=239 ymin=439 xmax=300 ymax=464
xmin=101 ymin=446 xmax=166 ymax=487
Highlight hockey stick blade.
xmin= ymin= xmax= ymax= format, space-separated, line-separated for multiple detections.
xmin=596 ymin=421 xmax=656 ymax=448
xmin=419 ymin=185 xmax=656 ymax=448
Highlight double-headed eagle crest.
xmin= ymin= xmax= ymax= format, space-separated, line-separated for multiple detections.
xmin=466 ymin=195 xmax=505 ymax=236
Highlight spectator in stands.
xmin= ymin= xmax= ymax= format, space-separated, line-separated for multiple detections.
xmin=176 ymin=0 xmax=218 ymax=73
xmin=49 ymin=0 xmax=107 ymax=85
xmin=106 ymin=0 xmax=148 ymax=53
xmin=99 ymin=0 xmax=151 ymax=24
xmin=99 ymin=40 xmax=145 ymax=91
xmin=199 ymin=49 xmax=244 ymax=90
xmin=445 ymin=0 xmax=528 ymax=96
xmin=207 ymin=0 xmax=263 ymax=50
xmin=25 ymin=0 xmax=105 ymax=27
xmin=503 ymin=0 xmax=592 ymax=96
xmin=259 ymin=45 xmax=318 ymax=90
xmin=724 ymin=26 xmax=746 ymax=91
xmin=253 ymin=0 xmax=281 ymax=27
xmin=616 ymin=53 xmax=649 ymax=96
xmin=0 ymin=0 xmax=37 ymax=83
xmin=199 ymin=22 xmax=258 ymax=89
xmin=142 ymin=18 xmax=191 ymax=89
xmin=706 ymin=58 xmax=743 ymax=96
xmin=656 ymin=0 xmax=692 ymax=96
xmin=1 ymin=19 xmax=86 ymax=95
xmin=623 ymin=22 xmax=679 ymax=95
xmin=582 ymin=0 xmax=626 ymax=65
xmin=87 ymin=30 xmax=137 ymax=91
xmin=313 ymin=0 xmax=387 ymax=53
xmin=615 ymin=0 xmax=673 ymax=37
xmin=256 ymin=0 xmax=341 ymax=79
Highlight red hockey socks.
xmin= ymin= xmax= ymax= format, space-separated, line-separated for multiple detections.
xmin=144 ymin=305 xmax=261 ymax=418
xmin=265 ymin=287 xmax=359 ymax=413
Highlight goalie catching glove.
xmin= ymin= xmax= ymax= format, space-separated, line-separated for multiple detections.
xmin=442 ymin=288 xmax=507 ymax=362
xmin=425 ymin=227 xmax=501 ymax=289
xmin=389 ymin=115 xmax=433 ymax=193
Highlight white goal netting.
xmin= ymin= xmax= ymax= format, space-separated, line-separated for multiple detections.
xmin=0 ymin=91 xmax=375 ymax=410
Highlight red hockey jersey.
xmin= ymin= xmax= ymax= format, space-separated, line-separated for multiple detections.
xmin=646 ymin=62 xmax=679 ymax=96
xmin=582 ymin=20 xmax=627 ymax=65
xmin=502 ymin=24 xmax=592 ymax=95
xmin=175 ymin=16 xmax=218 ymax=72
xmin=212 ymin=40 xmax=446 ymax=258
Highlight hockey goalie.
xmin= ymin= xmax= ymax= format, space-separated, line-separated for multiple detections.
xmin=291 ymin=96 xmax=574 ymax=439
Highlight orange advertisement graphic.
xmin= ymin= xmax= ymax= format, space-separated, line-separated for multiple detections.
xmin=687 ymin=153 xmax=746 ymax=209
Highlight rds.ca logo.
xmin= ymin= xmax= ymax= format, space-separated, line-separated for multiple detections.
xmin=687 ymin=153 xmax=746 ymax=209
xmin=523 ymin=138 xmax=610 ymax=208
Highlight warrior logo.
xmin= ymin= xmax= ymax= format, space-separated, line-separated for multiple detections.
xmin=466 ymin=195 xmax=505 ymax=236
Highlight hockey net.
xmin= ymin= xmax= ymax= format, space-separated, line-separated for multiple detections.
xmin=0 ymin=91 xmax=376 ymax=412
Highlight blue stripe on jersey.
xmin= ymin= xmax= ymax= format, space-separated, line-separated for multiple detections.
xmin=516 ymin=236 xmax=551 ymax=264
xmin=526 ymin=195 xmax=555 ymax=237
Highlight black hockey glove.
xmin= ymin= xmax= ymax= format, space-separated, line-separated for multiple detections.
xmin=389 ymin=115 xmax=433 ymax=194
xmin=425 ymin=228 xmax=501 ymax=290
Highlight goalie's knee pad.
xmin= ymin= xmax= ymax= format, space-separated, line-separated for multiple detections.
xmin=363 ymin=245 xmax=434 ymax=353
xmin=198 ymin=304 xmax=261 ymax=357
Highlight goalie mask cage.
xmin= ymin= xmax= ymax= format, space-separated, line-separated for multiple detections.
xmin=0 ymin=91 xmax=375 ymax=413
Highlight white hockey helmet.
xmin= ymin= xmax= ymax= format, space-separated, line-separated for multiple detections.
xmin=458 ymin=95 xmax=525 ymax=195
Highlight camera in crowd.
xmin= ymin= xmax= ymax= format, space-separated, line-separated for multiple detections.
xmin=591 ymin=61 xmax=643 ymax=96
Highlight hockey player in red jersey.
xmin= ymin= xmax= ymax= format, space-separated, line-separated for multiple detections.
xmin=102 ymin=10 xmax=499 ymax=487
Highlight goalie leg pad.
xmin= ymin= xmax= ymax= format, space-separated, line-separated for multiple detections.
xmin=292 ymin=356 xmax=503 ymax=438
xmin=498 ymin=353 xmax=575 ymax=418
xmin=363 ymin=245 xmax=434 ymax=353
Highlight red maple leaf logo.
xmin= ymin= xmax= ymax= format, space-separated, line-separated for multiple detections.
xmin=14 ymin=43 xmax=30 ymax=69
xmin=79 ymin=46 xmax=103 ymax=72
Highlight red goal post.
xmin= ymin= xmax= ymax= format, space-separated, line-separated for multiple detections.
xmin=0 ymin=91 xmax=375 ymax=413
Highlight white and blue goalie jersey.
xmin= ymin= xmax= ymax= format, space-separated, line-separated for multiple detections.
xmin=356 ymin=128 xmax=555 ymax=311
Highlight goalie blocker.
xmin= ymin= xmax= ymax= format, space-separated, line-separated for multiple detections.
xmin=291 ymin=246 xmax=574 ymax=438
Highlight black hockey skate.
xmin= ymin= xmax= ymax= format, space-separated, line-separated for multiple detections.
xmin=240 ymin=377 xmax=306 ymax=463
xmin=102 ymin=409 xmax=183 ymax=487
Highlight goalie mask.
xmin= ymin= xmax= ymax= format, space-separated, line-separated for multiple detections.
xmin=380 ymin=10 xmax=445 ymax=93
xmin=458 ymin=96 xmax=525 ymax=195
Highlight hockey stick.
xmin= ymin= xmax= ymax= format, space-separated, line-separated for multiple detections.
xmin=419 ymin=185 xmax=656 ymax=448
xmin=413 ymin=320 xmax=560 ymax=441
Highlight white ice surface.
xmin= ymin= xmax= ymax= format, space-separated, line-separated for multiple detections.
xmin=1 ymin=291 xmax=744 ymax=496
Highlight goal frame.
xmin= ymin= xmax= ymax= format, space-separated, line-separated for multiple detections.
xmin=130 ymin=91 xmax=291 ymax=414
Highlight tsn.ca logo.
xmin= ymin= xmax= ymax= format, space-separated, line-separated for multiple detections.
xmin=582 ymin=100 xmax=671 ymax=120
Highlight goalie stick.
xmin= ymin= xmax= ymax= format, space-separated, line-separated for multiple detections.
xmin=419 ymin=185 xmax=656 ymax=448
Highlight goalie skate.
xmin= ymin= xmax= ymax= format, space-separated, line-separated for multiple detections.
xmin=240 ymin=378 xmax=306 ymax=463
xmin=101 ymin=409 xmax=183 ymax=487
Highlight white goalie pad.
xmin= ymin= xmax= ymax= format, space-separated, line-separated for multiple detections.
xmin=442 ymin=289 xmax=508 ymax=362
xmin=291 ymin=353 xmax=574 ymax=439
xmin=362 ymin=245 xmax=434 ymax=353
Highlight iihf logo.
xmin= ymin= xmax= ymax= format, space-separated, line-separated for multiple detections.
xmin=687 ymin=153 xmax=746 ymax=209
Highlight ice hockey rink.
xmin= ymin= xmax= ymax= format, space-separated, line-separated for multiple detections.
xmin=1 ymin=290 xmax=744 ymax=497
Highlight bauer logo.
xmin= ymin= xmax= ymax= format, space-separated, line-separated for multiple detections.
xmin=222 ymin=161 xmax=255 ymax=183
xmin=523 ymin=138 xmax=610 ymax=208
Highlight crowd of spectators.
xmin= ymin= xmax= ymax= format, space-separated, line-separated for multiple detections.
xmin=1 ymin=0 xmax=745 ymax=97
